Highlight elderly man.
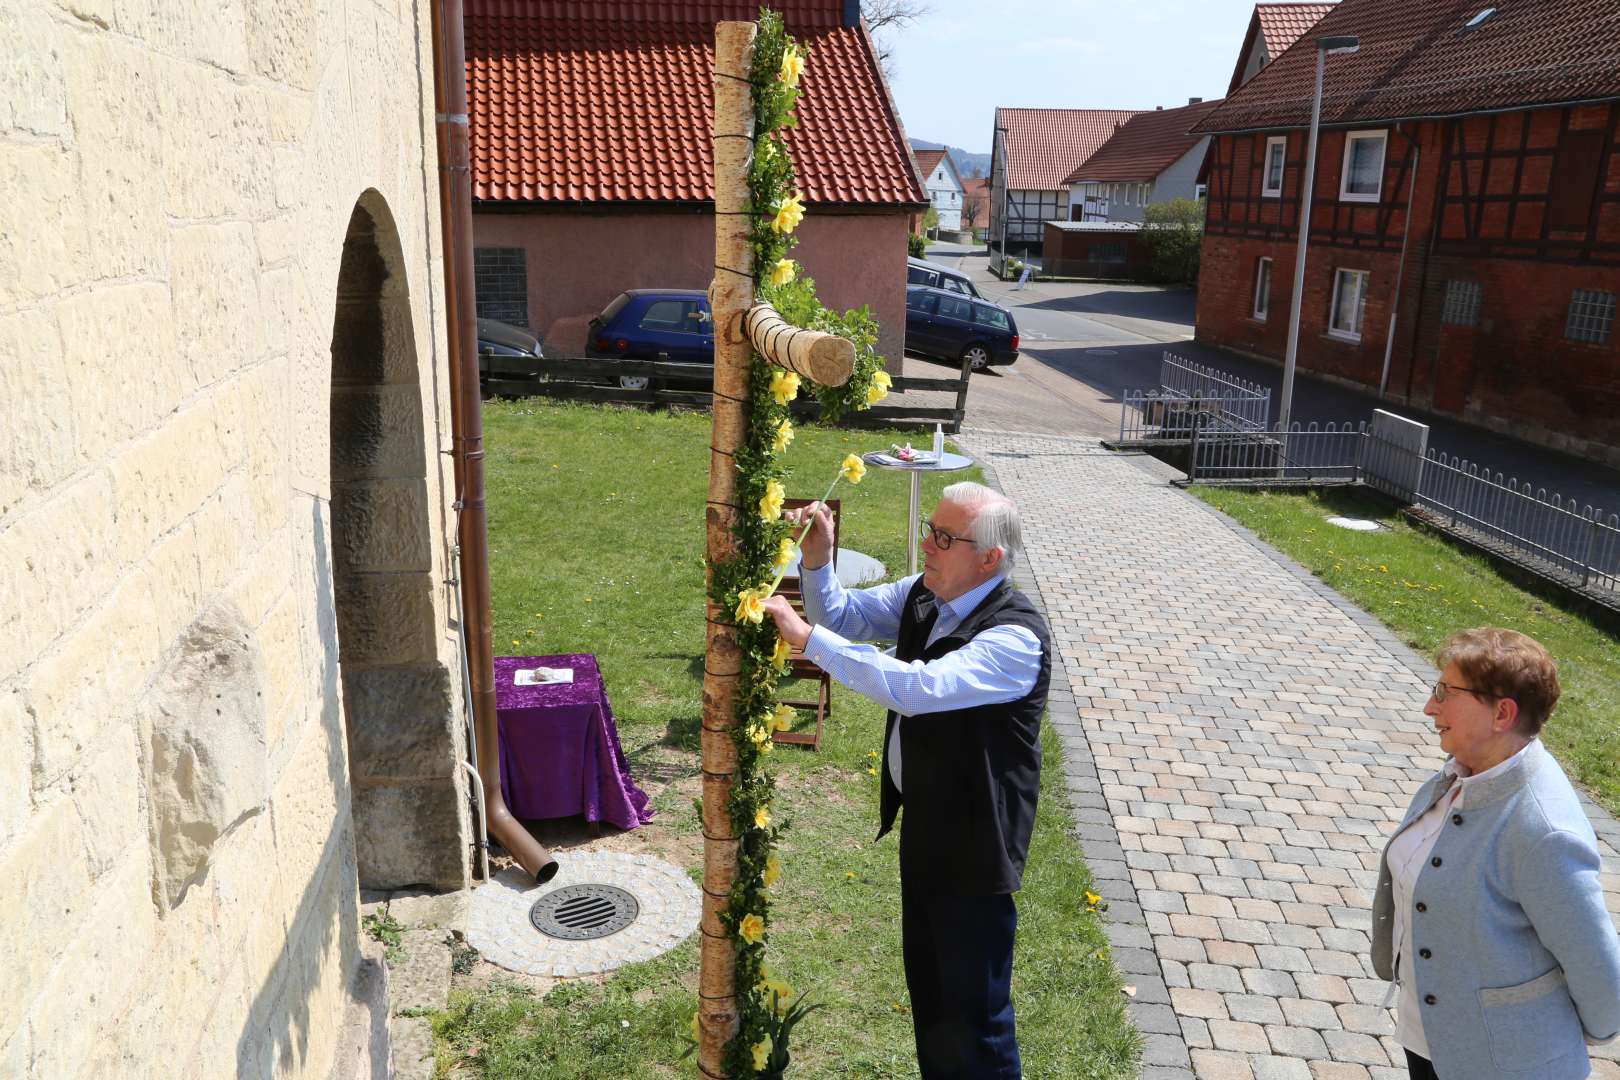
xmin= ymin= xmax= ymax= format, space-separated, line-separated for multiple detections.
xmin=761 ymin=481 xmax=1050 ymax=1080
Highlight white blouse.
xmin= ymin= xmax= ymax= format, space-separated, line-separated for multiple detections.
xmin=1388 ymin=740 xmax=1536 ymax=1058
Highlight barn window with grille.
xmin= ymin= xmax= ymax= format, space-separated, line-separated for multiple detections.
xmin=474 ymin=247 xmax=529 ymax=328
xmin=1253 ymin=257 xmax=1272 ymax=321
xmin=1441 ymin=280 xmax=1482 ymax=326
xmin=1565 ymin=289 xmax=1616 ymax=345
xmin=1091 ymin=240 xmax=1128 ymax=264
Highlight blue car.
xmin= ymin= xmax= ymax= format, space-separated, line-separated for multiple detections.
xmin=586 ymin=289 xmax=714 ymax=388
xmin=904 ymin=285 xmax=1019 ymax=370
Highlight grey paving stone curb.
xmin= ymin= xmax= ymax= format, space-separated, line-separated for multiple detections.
xmin=969 ymin=437 xmax=1174 ymax=1074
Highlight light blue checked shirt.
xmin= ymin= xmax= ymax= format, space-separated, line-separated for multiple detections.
xmin=799 ymin=563 xmax=1042 ymax=792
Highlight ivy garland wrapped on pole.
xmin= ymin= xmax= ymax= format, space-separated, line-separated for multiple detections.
xmin=697 ymin=10 xmax=890 ymax=1078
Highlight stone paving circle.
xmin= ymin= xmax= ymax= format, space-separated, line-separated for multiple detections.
xmin=467 ymin=852 xmax=700 ymax=978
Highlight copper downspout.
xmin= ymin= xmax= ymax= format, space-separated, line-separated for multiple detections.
xmin=430 ymin=0 xmax=558 ymax=885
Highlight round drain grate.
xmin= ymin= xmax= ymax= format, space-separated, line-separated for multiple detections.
xmin=530 ymin=884 xmax=640 ymax=941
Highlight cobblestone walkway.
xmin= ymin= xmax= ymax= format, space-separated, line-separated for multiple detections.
xmin=962 ymin=429 xmax=1620 ymax=1080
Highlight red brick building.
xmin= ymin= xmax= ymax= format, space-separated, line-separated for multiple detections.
xmin=1192 ymin=0 xmax=1620 ymax=463
xmin=466 ymin=0 xmax=928 ymax=368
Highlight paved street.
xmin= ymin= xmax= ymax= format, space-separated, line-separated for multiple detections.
xmin=962 ymin=428 xmax=1620 ymax=1080
xmin=915 ymin=244 xmax=1620 ymax=514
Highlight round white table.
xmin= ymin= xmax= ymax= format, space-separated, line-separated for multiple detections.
xmin=861 ymin=450 xmax=975 ymax=575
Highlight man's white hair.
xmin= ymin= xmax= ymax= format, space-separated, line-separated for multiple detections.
xmin=941 ymin=481 xmax=1022 ymax=571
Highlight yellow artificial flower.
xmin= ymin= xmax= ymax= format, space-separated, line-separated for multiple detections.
xmin=762 ymin=979 xmax=795 ymax=1015
xmin=752 ymin=1038 xmax=771 ymax=1071
xmin=778 ymin=44 xmax=804 ymax=87
xmin=748 ymin=721 xmax=771 ymax=748
xmin=763 ymin=853 xmax=782 ymax=887
xmin=770 ymin=368 xmax=801 ymax=405
xmin=772 ymin=703 xmax=795 ymax=732
xmin=866 ymin=369 xmax=892 ymax=405
xmin=773 ymin=417 xmax=795 ymax=452
xmin=754 ymin=805 xmax=771 ymax=829
xmin=773 ymin=536 xmax=795 ymax=572
xmin=739 ymin=912 xmax=766 ymax=944
xmin=769 ymin=258 xmax=797 ymax=286
xmin=690 ymin=1012 xmax=701 ymax=1041
xmin=772 ymin=193 xmax=806 ymax=235
xmin=759 ymin=479 xmax=785 ymax=522
xmin=735 ymin=586 xmax=766 ymax=624
xmin=840 ymin=453 xmax=867 ymax=484
xmin=770 ymin=635 xmax=792 ymax=671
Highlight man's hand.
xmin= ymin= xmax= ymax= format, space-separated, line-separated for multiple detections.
xmin=761 ymin=595 xmax=812 ymax=649
xmin=782 ymin=502 xmax=834 ymax=570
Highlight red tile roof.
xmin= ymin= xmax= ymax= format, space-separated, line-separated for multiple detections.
xmin=1229 ymin=4 xmax=1336 ymax=94
xmin=914 ymin=149 xmax=948 ymax=178
xmin=467 ymin=1 xmax=928 ymax=206
xmin=995 ymin=108 xmax=1143 ymax=191
xmin=1198 ymin=0 xmax=1620 ymax=134
xmin=1257 ymin=3 xmax=1336 ymax=57
xmin=1062 ymin=100 xmax=1224 ymax=184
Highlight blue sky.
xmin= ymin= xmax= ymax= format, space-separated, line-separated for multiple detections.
xmin=881 ymin=0 xmax=1270 ymax=154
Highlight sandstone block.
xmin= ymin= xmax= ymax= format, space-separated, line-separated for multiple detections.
xmin=331 ymin=478 xmax=433 ymax=575
xmin=109 ymin=394 xmax=236 ymax=559
xmin=24 ymin=852 xmax=157 ymax=1080
xmin=0 ymin=690 xmax=32 ymax=846
xmin=58 ymin=282 xmax=177 ymax=465
xmin=139 ymin=600 xmax=271 ymax=909
xmin=0 ymin=3 xmax=69 ymax=137
xmin=169 ymin=223 xmax=264 ymax=391
xmin=333 ymin=571 xmax=438 ymax=667
xmin=0 ymin=799 xmax=93 ymax=1032
xmin=352 ymin=779 xmax=469 ymax=890
xmin=329 ymin=383 xmax=429 ymax=482
xmin=69 ymin=723 xmax=142 ymax=881
xmin=64 ymin=34 xmax=164 ymax=282
xmin=390 ymin=928 xmax=452 ymax=1013
xmin=270 ymin=711 xmax=346 ymax=918
xmin=0 ymin=306 xmax=74 ymax=514
xmin=342 ymin=662 xmax=458 ymax=781
xmin=257 ymin=587 xmax=306 ymax=753
xmin=0 ymin=142 xmax=88 ymax=309
xmin=157 ymin=56 xmax=271 ymax=220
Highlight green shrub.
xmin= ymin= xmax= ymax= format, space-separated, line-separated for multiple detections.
xmin=1142 ymin=197 xmax=1204 ymax=284
xmin=907 ymin=231 xmax=927 ymax=257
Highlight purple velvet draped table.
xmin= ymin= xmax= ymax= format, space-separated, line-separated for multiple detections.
xmin=493 ymin=654 xmax=653 ymax=831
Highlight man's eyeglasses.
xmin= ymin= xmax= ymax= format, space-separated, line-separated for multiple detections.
xmin=920 ymin=520 xmax=975 ymax=551
xmin=1432 ymin=680 xmax=1493 ymax=703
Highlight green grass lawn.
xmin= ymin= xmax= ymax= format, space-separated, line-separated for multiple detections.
xmin=1191 ymin=485 xmax=1620 ymax=814
xmin=431 ymin=401 xmax=1139 ymax=1079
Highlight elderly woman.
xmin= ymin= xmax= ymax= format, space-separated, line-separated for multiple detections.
xmin=1373 ymin=627 xmax=1620 ymax=1079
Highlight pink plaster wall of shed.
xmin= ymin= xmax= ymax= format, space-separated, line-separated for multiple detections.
xmin=472 ymin=210 xmax=908 ymax=374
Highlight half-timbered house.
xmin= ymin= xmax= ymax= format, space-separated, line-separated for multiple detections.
xmin=1192 ymin=0 xmax=1620 ymax=463
xmin=989 ymin=107 xmax=1140 ymax=260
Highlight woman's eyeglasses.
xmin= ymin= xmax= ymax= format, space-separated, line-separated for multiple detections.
xmin=1432 ymin=680 xmax=1493 ymax=703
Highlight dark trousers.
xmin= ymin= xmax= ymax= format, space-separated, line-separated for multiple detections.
xmin=900 ymin=883 xmax=1021 ymax=1079
xmin=1405 ymin=1049 xmax=1441 ymax=1080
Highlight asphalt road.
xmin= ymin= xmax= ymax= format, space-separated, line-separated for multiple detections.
xmin=915 ymin=243 xmax=1620 ymax=514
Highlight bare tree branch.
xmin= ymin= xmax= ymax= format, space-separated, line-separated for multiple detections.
xmin=863 ymin=0 xmax=930 ymax=72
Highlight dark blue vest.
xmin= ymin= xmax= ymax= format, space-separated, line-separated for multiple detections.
xmin=877 ymin=577 xmax=1051 ymax=895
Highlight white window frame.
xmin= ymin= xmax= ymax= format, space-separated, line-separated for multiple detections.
xmin=1262 ymin=136 xmax=1287 ymax=197
xmin=1339 ymin=129 xmax=1387 ymax=203
xmin=1253 ymin=257 xmax=1272 ymax=321
xmin=1328 ymin=268 xmax=1370 ymax=341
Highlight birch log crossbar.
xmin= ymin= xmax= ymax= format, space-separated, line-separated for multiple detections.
xmin=739 ymin=301 xmax=855 ymax=386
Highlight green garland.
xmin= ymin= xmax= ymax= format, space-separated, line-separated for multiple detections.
xmin=698 ymin=9 xmax=891 ymax=1076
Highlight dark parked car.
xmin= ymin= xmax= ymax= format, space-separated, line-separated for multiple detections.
xmin=476 ymin=318 xmax=543 ymax=382
xmin=904 ymin=285 xmax=1019 ymax=370
xmin=586 ymin=289 xmax=714 ymax=388
xmin=906 ymin=256 xmax=982 ymax=298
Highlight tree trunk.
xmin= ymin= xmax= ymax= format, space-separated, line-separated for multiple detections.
xmin=698 ymin=20 xmax=757 ymax=1079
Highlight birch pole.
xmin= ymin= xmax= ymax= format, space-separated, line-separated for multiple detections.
xmin=698 ymin=20 xmax=758 ymax=1078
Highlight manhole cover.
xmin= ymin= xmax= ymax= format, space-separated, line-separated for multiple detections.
xmin=530 ymin=884 xmax=640 ymax=941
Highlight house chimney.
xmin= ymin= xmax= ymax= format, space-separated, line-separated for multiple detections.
xmin=1189 ymin=96 xmax=1203 ymax=105
xmin=1156 ymin=105 xmax=1163 ymax=110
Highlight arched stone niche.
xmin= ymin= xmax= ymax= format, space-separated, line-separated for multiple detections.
xmin=329 ymin=192 xmax=468 ymax=889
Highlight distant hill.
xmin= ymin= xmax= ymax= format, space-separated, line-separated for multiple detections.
xmin=911 ymin=139 xmax=991 ymax=180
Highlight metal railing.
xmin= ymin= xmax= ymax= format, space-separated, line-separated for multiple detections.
xmin=1414 ymin=452 xmax=1620 ymax=591
xmin=1160 ymin=353 xmax=1271 ymax=430
xmin=1189 ymin=422 xmax=1365 ymax=484
xmin=1119 ymin=389 xmax=1272 ymax=441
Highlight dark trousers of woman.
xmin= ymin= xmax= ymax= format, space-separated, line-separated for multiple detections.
xmin=900 ymin=884 xmax=1021 ymax=1079
xmin=1405 ymin=1049 xmax=1441 ymax=1079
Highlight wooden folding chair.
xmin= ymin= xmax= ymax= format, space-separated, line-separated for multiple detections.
xmin=772 ymin=498 xmax=841 ymax=750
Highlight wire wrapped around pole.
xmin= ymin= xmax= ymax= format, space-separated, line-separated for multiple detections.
xmin=741 ymin=301 xmax=855 ymax=387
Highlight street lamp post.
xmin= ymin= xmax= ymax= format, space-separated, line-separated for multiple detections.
xmin=1277 ymin=34 xmax=1359 ymax=434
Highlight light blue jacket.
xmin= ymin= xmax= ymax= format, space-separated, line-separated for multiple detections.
xmin=1372 ymin=739 xmax=1620 ymax=1079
